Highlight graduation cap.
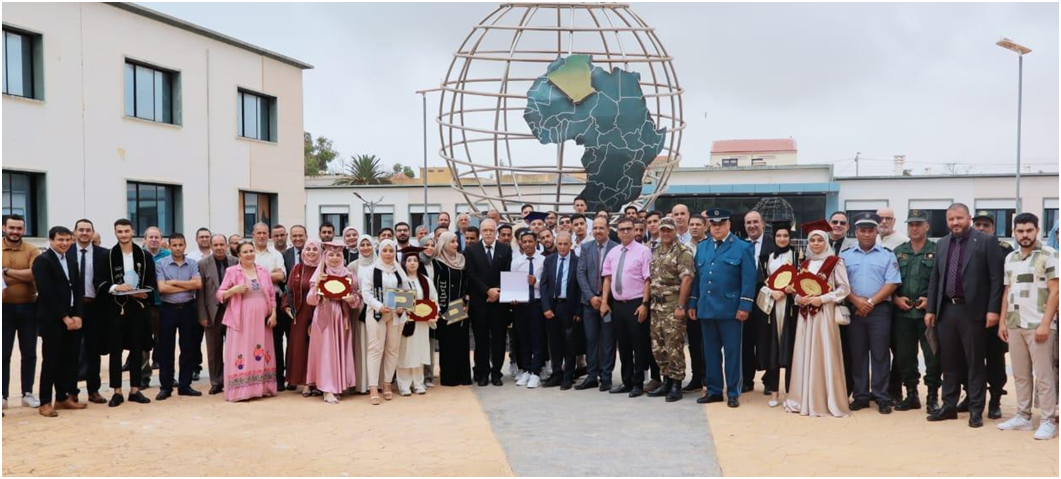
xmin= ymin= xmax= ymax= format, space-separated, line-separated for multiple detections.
xmin=800 ymin=219 xmax=832 ymax=237
xmin=525 ymin=211 xmax=549 ymax=224
xmin=321 ymin=240 xmax=346 ymax=252
xmin=400 ymin=245 xmax=426 ymax=256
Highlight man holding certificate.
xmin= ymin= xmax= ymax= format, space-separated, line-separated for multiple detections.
xmin=508 ymin=229 xmax=546 ymax=389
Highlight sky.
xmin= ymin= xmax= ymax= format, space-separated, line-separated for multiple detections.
xmin=142 ymin=2 xmax=1060 ymax=177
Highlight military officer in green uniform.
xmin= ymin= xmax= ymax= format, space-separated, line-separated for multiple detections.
xmin=890 ymin=209 xmax=941 ymax=413
xmin=646 ymin=217 xmax=695 ymax=402
xmin=971 ymin=210 xmax=1012 ymax=419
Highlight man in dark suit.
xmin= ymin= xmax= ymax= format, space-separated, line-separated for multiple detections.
xmin=464 ymin=219 xmax=513 ymax=386
xmin=197 ymin=234 xmax=237 ymax=395
xmin=925 ymin=203 xmax=1004 ymax=428
xmin=68 ymin=219 xmax=110 ymax=404
xmin=283 ymin=225 xmax=308 ymax=278
xmin=575 ymin=217 xmax=619 ymax=391
xmin=33 ymin=226 xmax=86 ymax=417
xmin=540 ymin=231 xmax=581 ymax=390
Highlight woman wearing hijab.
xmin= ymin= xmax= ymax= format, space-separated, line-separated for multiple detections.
xmin=359 ymin=239 xmax=408 ymax=404
xmin=396 ymin=248 xmax=438 ymax=396
xmin=284 ymin=240 xmax=322 ymax=397
xmin=217 ymin=242 xmax=278 ymax=402
xmin=784 ymin=220 xmax=852 ymax=417
xmin=305 ymin=241 xmax=362 ymax=404
xmin=756 ymin=222 xmax=800 ymax=407
xmin=347 ymin=236 xmax=377 ymax=394
xmin=341 ymin=226 xmax=360 ymax=264
xmin=432 ymin=231 xmax=471 ymax=386
xmin=417 ymin=237 xmax=439 ymax=386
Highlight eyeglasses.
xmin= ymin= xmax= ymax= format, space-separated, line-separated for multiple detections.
xmin=617 ymin=227 xmax=633 ymax=232
xmin=831 ymin=220 xmax=847 ymax=225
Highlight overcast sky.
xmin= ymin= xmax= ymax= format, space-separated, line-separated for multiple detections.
xmin=143 ymin=2 xmax=1059 ymax=176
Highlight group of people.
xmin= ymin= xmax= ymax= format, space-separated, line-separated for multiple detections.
xmin=2 ymin=197 xmax=1058 ymax=441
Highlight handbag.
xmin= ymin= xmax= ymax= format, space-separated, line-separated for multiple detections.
xmin=402 ymin=321 xmax=416 ymax=337
xmin=834 ymin=303 xmax=851 ymax=326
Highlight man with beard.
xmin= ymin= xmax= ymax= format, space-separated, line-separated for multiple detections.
xmin=228 ymin=234 xmax=242 ymax=258
xmin=464 ymin=226 xmax=480 ymax=247
xmin=539 ymin=229 xmax=557 ymax=256
xmin=197 ymin=234 xmax=236 ymax=395
xmin=186 ymin=228 xmax=212 ymax=263
xmin=437 ymin=211 xmax=452 ymax=232
xmin=69 ymin=219 xmax=110 ymax=404
xmin=318 ymin=221 xmax=336 ymax=242
xmin=3 ymin=214 xmax=42 ymax=410
xmin=271 ymin=225 xmax=289 ymax=254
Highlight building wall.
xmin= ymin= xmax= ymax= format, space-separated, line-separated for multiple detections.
xmin=709 ymin=151 xmax=797 ymax=167
xmin=2 ymin=3 xmax=306 ymax=244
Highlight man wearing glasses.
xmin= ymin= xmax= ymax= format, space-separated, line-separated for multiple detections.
xmin=828 ymin=211 xmax=856 ymax=256
xmin=877 ymin=207 xmax=909 ymax=251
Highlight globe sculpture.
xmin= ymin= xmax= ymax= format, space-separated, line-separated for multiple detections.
xmin=437 ymin=2 xmax=684 ymax=218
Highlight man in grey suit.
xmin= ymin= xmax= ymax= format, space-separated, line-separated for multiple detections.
xmin=575 ymin=217 xmax=618 ymax=391
xmin=196 ymin=234 xmax=237 ymax=395
xmin=925 ymin=203 xmax=1004 ymax=428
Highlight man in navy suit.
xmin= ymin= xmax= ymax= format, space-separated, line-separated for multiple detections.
xmin=68 ymin=219 xmax=110 ymax=404
xmin=688 ymin=208 xmax=756 ymax=407
xmin=33 ymin=226 xmax=85 ymax=417
xmin=540 ymin=232 xmax=581 ymax=389
xmin=575 ymin=217 xmax=618 ymax=391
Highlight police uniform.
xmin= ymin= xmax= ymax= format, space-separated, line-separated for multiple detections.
xmin=889 ymin=210 xmax=941 ymax=412
xmin=689 ymin=209 xmax=756 ymax=406
xmin=647 ymin=218 xmax=695 ymax=401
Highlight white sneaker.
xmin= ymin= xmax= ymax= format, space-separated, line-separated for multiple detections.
xmin=21 ymin=393 xmax=40 ymax=408
xmin=414 ymin=385 xmax=427 ymax=395
xmin=526 ymin=374 xmax=541 ymax=389
xmin=516 ymin=371 xmax=530 ymax=387
xmin=1034 ymin=421 xmax=1058 ymax=440
xmin=997 ymin=415 xmax=1034 ymax=431
xmin=399 ymin=388 xmax=412 ymax=397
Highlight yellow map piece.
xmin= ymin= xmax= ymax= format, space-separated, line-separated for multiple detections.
xmin=546 ymin=55 xmax=594 ymax=104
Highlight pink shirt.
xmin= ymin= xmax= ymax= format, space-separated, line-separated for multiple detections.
xmin=600 ymin=240 xmax=651 ymax=301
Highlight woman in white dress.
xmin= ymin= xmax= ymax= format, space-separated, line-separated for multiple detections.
xmin=347 ymin=236 xmax=377 ymax=394
xmin=395 ymin=248 xmax=438 ymax=395
xmin=358 ymin=239 xmax=408 ymax=405
xmin=783 ymin=224 xmax=852 ymax=418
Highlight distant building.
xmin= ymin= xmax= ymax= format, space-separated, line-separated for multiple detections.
xmin=710 ymin=138 xmax=797 ymax=167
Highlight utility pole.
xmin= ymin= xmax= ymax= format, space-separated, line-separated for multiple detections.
xmin=354 ymin=192 xmax=384 ymax=236
xmin=854 ymin=152 xmax=861 ymax=177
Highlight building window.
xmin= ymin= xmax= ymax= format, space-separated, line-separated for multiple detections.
xmin=921 ymin=209 xmax=950 ymax=238
xmin=363 ymin=205 xmax=394 ymax=237
xmin=2 ymin=27 xmax=42 ymax=100
xmin=124 ymin=60 xmax=178 ymax=124
xmin=721 ymin=158 xmax=738 ymax=167
xmin=2 ymin=170 xmax=44 ymax=237
xmin=751 ymin=158 xmax=766 ymax=167
xmin=127 ymin=181 xmax=180 ymax=236
xmin=1043 ymin=208 xmax=1058 ymax=239
xmin=241 ymin=191 xmax=277 ymax=237
xmin=237 ymin=89 xmax=277 ymax=142
xmin=410 ymin=204 xmax=442 ymax=232
xmin=974 ymin=209 xmax=1015 ymax=237
xmin=321 ymin=213 xmax=349 ymax=232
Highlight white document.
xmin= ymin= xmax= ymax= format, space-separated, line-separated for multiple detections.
xmin=500 ymin=271 xmax=531 ymax=303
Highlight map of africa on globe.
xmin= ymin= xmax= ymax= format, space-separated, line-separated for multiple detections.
xmin=523 ymin=55 xmax=667 ymax=212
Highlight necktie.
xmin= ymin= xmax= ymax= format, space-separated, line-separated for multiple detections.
xmin=80 ymin=248 xmax=87 ymax=292
xmin=716 ymin=240 xmax=723 ymax=247
xmin=615 ymin=247 xmax=628 ymax=295
xmin=295 ymin=249 xmax=301 ymax=265
xmin=945 ymin=237 xmax=963 ymax=298
xmin=556 ymin=257 xmax=566 ymax=298
xmin=486 ymin=245 xmax=493 ymax=266
xmin=527 ymin=256 xmax=535 ymax=301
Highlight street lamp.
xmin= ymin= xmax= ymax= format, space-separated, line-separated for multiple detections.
xmin=416 ymin=88 xmax=441 ymax=230
xmin=353 ymin=192 xmax=384 ymax=236
xmin=996 ymin=37 xmax=1032 ymax=214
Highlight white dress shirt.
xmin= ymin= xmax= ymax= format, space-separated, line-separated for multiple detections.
xmin=76 ymin=243 xmax=96 ymax=298
xmin=510 ymin=251 xmax=545 ymax=300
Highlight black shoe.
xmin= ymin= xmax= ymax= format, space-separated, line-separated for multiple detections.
xmin=477 ymin=378 xmax=490 ymax=387
xmin=682 ymin=381 xmax=703 ymax=392
xmin=763 ymin=388 xmax=773 ymax=396
xmin=560 ymin=381 xmax=573 ymax=391
xmin=647 ymin=378 xmax=671 ymax=397
xmin=628 ymin=386 xmax=644 ymax=398
xmin=988 ymin=392 xmax=1002 ymax=419
xmin=208 ymin=385 xmax=224 ymax=395
xmin=665 ymin=379 xmax=683 ymax=402
xmin=491 ymin=378 xmax=504 ymax=387
xmin=697 ymin=393 xmax=724 ymax=404
xmin=573 ymin=366 xmax=587 ymax=379
xmin=191 ymin=370 xmax=201 ymax=382
xmin=968 ymin=410 xmax=983 ymax=428
xmin=141 ymin=377 xmax=152 ymax=389
xmin=575 ymin=379 xmax=599 ymax=391
xmin=741 ymin=383 xmax=754 ymax=393
xmin=894 ymin=392 xmax=921 ymax=411
xmin=609 ymin=384 xmax=633 ymax=394
xmin=108 ymin=393 xmax=124 ymax=408
xmin=849 ymin=399 xmax=871 ymax=411
xmin=128 ymin=391 xmax=151 ymax=404
xmin=178 ymin=387 xmax=202 ymax=397
xmin=926 ymin=389 xmax=940 ymax=415
xmin=956 ymin=396 xmax=969 ymax=413
xmin=727 ymin=396 xmax=740 ymax=408
xmin=285 ymin=384 xmax=297 ymax=391
xmin=156 ymin=389 xmax=172 ymax=401
xmin=877 ymin=400 xmax=893 ymax=414
xmin=927 ymin=406 xmax=958 ymax=422
xmin=542 ymin=376 xmax=563 ymax=388
xmin=599 ymin=381 xmax=612 ymax=392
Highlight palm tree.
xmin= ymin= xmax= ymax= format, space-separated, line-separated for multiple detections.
xmin=333 ymin=154 xmax=391 ymax=185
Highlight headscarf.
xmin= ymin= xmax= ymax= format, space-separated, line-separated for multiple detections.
xmin=300 ymin=240 xmax=322 ymax=268
xmin=418 ymin=237 xmax=436 ymax=278
xmin=374 ymin=239 xmax=406 ymax=276
xmin=767 ymin=224 xmax=794 ymax=261
xmin=355 ymin=236 xmax=376 ymax=268
xmin=805 ymin=230 xmax=834 ymax=262
xmin=311 ymin=241 xmax=353 ymax=284
xmin=433 ymin=231 xmax=466 ymax=270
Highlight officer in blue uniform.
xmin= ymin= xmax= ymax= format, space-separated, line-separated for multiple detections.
xmin=688 ymin=208 xmax=756 ymax=407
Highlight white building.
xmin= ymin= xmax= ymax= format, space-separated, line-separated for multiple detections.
xmin=2 ymin=3 xmax=311 ymax=244
xmin=709 ymin=138 xmax=798 ymax=167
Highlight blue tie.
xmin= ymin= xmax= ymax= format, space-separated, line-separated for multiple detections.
xmin=527 ymin=256 xmax=535 ymax=301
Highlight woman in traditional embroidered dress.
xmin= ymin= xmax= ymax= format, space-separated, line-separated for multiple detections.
xmin=756 ymin=222 xmax=800 ymax=407
xmin=305 ymin=241 xmax=362 ymax=404
xmin=218 ymin=242 xmax=278 ymax=402
xmin=396 ymin=248 xmax=438 ymax=396
xmin=784 ymin=225 xmax=852 ymax=417
xmin=433 ymin=232 xmax=471 ymax=386
xmin=347 ymin=236 xmax=377 ymax=394
xmin=359 ymin=239 xmax=408 ymax=404
xmin=283 ymin=240 xmax=321 ymax=397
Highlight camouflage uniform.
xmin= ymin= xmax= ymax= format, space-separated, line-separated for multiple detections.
xmin=649 ymin=240 xmax=695 ymax=380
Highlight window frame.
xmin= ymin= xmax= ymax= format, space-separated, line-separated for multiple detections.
xmin=362 ymin=204 xmax=395 ymax=237
xmin=2 ymin=169 xmax=45 ymax=237
xmin=240 ymin=190 xmax=278 ymax=237
xmin=236 ymin=88 xmax=278 ymax=142
xmin=123 ymin=58 xmax=180 ymax=125
xmin=127 ymin=180 xmax=181 ymax=237
xmin=2 ymin=25 xmax=43 ymax=100
xmin=721 ymin=158 xmax=738 ymax=167
xmin=1043 ymin=198 xmax=1059 ymax=239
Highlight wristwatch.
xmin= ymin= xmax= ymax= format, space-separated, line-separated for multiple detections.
xmin=867 ymin=298 xmax=875 ymax=307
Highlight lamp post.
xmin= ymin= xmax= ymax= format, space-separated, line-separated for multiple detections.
xmin=416 ymin=88 xmax=441 ymax=229
xmin=353 ymin=192 xmax=384 ymax=236
xmin=996 ymin=37 xmax=1032 ymax=214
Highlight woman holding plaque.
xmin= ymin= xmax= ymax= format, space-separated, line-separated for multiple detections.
xmin=396 ymin=247 xmax=438 ymax=395
xmin=306 ymin=241 xmax=362 ymax=404
xmin=284 ymin=240 xmax=322 ymax=396
xmin=359 ymin=239 xmax=408 ymax=404
xmin=784 ymin=223 xmax=851 ymax=417
xmin=217 ymin=242 xmax=278 ymax=402
xmin=756 ymin=222 xmax=800 ymax=407
xmin=347 ymin=236 xmax=377 ymax=394
xmin=433 ymin=231 xmax=471 ymax=386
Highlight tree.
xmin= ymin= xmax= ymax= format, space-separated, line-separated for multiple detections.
xmin=392 ymin=163 xmax=415 ymax=178
xmin=333 ymin=154 xmax=391 ymax=185
xmin=304 ymin=131 xmax=339 ymax=176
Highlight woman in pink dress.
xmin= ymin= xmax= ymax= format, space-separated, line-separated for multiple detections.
xmin=305 ymin=241 xmax=362 ymax=404
xmin=217 ymin=242 xmax=278 ymax=402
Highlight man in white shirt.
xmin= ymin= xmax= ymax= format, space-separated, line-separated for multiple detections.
xmin=251 ymin=222 xmax=288 ymax=390
xmin=510 ymin=230 xmax=546 ymax=388
xmin=186 ymin=228 xmax=212 ymax=263
xmin=69 ymin=219 xmax=109 ymax=404
xmin=877 ymin=207 xmax=909 ymax=250
xmin=672 ymin=204 xmax=692 ymax=245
